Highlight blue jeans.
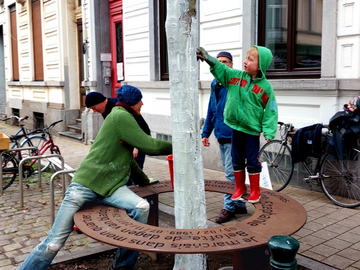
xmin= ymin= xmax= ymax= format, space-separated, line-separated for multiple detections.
xmin=19 ymin=182 xmax=149 ymax=270
xmin=219 ymin=143 xmax=246 ymax=211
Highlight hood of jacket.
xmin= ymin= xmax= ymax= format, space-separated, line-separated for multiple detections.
xmin=254 ymin=45 xmax=273 ymax=79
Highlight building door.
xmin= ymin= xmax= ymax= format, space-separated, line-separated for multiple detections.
xmin=109 ymin=0 xmax=123 ymax=97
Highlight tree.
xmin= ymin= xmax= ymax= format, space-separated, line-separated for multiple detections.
xmin=165 ymin=0 xmax=208 ymax=269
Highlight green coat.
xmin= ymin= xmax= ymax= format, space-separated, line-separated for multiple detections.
xmin=72 ymin=106 xmax=172 ymax=197
xmin=210 ymin=46 xmax=278 ymax=140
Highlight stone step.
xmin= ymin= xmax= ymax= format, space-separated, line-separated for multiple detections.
xmin=68 ymin=124 xmax=81 ymax=133
xmin=58 ymin=131 xmax=82 ymax=142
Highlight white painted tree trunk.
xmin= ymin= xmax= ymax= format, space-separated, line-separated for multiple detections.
xmin=165 ymin=1 xmax=208 ymax=269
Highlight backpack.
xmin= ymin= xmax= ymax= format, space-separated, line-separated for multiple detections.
xmin=329 ymin=111 xmax=360 ymax=159
xmin=291 ymin=123 xmax=323 ymax=164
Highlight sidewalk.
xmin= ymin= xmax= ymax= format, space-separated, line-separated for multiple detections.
xmin=1 ymin=122 xmax=360 ymax=270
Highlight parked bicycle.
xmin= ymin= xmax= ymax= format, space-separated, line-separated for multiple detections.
xmin=259 ymin=121 xmax=360 ymax=208
xmin=1 ymin=119 xmax=63 ymax=190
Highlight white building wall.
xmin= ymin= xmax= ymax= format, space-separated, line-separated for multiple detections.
xmin=1 ymin=0 xmax=81 ymax=131
xmin=337 ymin=0 xmax=360 ymax=79
xmin=43 ymin=0 xmax=61 ymax=82
xmin=123 ymin=0 xmax=150 ymax=81
xmin=199 ymin=0 xmax=243 ymax=81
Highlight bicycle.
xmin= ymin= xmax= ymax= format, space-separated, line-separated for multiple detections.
xmin=259 ymin=121 xmax=360 ymax=208
xmin=0 ymin=115 xmax=53 ymax=173
xmin=1 ymin=119 xmax=63 ymax=190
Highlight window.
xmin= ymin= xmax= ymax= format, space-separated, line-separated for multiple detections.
xmin=258 ymin=0 xmax=323 ymax=79
xmin=10 ymin=4 xmax=19 ymax=81
xmin=33 ymin=112 xmax=44 ymax=129
xmin=12 ymin=108 xmax=20 ymax=126
xmin=159 ymin=0 xmax=168 ymax=81
xmin=32 ymin=0 xmax=44 ymax=81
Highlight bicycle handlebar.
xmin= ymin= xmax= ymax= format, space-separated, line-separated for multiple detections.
xmin=30 ymin=119 xmax=63 ymax=135
xmin=1 ymin=115 xmax=29 ymax=122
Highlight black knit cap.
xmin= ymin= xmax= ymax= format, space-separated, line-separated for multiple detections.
xmin=85 ymin=92 xmax=106 ymax=108
xmin=117 ymin=85 xmax=143 ymax=106
xmin=216 ymin=51 xmax=233 ymax=62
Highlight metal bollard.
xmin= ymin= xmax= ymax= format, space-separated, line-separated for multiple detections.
xmin=268 ymin=235 xmax=299 ymax=270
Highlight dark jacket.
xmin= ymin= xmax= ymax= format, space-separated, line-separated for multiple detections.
xmin=201 ymin=79 xmax=233 ymax=141
xmin=101 ymin=97 xmax=118 ymax=119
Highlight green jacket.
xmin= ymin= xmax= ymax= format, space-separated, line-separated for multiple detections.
xmin=72 ymin=106 xmax=172 ymax=197
xmin=210 ymin=46 xmax=278 ymax=140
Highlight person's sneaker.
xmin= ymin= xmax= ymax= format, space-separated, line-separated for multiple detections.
xmin=234 ymin=205 xmax=247 ymax=214
xmin=215 ymin=209 xmax=235 ymax=223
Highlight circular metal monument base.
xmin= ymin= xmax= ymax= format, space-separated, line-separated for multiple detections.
xmin=74 ymin=180 xmax=307 ymax=254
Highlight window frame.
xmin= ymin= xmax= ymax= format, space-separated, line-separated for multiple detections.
xmin=258 ymin=0 xmax=321 ymax=79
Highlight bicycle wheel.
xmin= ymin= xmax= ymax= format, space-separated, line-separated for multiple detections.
xmin=2 ymin=152 xmax=18 ymax=190
xmin=20 ymin=135 xmax=50 ymax=173
xmin=259 ymin=140 xmax=294 ymax=192
xmin=321 ymin=148 xmax=360 ymax=208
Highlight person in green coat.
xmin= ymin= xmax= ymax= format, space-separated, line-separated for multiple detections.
xmin=19 ymin=86 xmax=172 ymax=270
xmin=197 ymin=46 xmax=278 ymax=204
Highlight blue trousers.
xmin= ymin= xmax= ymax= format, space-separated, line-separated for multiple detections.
xmin=231 ymin=130 xmax=262 ymax=173
xmin=19 ymin=182 xmax=149 ymax=270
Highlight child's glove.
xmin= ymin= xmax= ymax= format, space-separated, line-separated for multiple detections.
xmin=196 ymin=47 xmax=217 ymax=67
xmin=149 ymin=178 xmax=159 ymax=185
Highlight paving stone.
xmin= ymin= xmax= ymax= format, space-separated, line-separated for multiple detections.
xmin=322 ymin=254 xmax=354 ymax=269
xmin=0 ymin=259 xmax=12 ymax=267
xmin=20 ymin=245 xmax=35 ymax=254
xmin=0 ymin=235 xmax=12 ymax=241
xmin=350 ymin=260 xmax=360 ymax=268
xmin=315 ymin=216 xmax=338 ymax=226
xmin=303 ymin=221 xmax=326 ymax=232
xmin=16 ymin=231 xmax=32 ymax=237
xmin=301 ymin=250 xmax=326 ymax=262
xmin=5 ymin=250 xmax=19 ymax=258
xmin=297 ymin=235 xmax=326 ymax=246
xmin=325 ymin=223 xmax=352 ymax=234
xmin=337 ymin=248 xmax=360 ymax=261
xmin=3 ymin=242 xmax=22 ymax=252
xmin=308 ymin=244 xmax=339 ymax=257
xmin=311 ymin=229 xmax=339 ymax=240
xmin=307 ymin=209 xmax=328 ymax=218
xmin=23 ymin=239 xmax=40 ymax=246
xmin=33 ymin=226 xmax=49 ymax=232
xmin=348 ymin=226 xmax=360 ymax=236
xmin=14 ymin=254 xmax=28 ymax=263
xmin=336 ymin=218 xmax=360 ymax=228
xmin=337 ymin=231 xmax=360 ymax=244
xmin=323 ymin=238 xmax=353 ymax=250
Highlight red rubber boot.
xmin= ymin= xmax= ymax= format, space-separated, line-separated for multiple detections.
xmin=248 ymin=173 xmax=261 ymax=203
xmin=231 ymin=170 xmax=247 ymax=200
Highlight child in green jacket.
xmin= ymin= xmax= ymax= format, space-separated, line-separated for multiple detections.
xmin=197 ymin=46 xmax=278 ymax=203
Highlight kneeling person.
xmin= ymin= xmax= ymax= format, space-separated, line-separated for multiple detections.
xmin=19 ymin=86 xmax=172 ymax=270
